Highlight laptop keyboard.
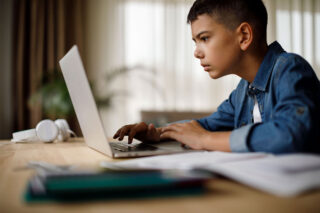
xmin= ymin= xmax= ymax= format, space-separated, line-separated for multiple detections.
xmin=110 ymin=142 xmax=158 ymax=152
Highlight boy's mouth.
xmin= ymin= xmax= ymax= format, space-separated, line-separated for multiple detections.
xmin=201 ymin=64 xmax=210 ymax=71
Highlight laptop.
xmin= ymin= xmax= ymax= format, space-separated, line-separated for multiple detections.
xmin=59 ymin=45 xmax=193 ymax=158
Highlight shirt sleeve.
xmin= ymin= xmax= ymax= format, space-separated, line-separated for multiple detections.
xmin=238 ymin=55 xmax=320 ymax=153
xmin=197 ymin=89 xmax=236 ymax=132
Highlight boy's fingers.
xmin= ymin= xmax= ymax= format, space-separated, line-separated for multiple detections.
xmin=113 ymin=128 xmax=122 ymax=139
xmin=114 ymin=123 xmax=149 ymax=142
xmin=128 ymin=128 xmax=138 ymax=144
xmin=119 ymin=126 xmax=131 ymax=140
xmin=160 ymin=131 xmax=177 ymax=141
xmin=128 ymin=123 xmax=148 ymax=143
xmin=148 ymin=124 xmax=156 ymax=133
xmin=162 ymin=124 xmax=181 ymax=133
xmin=114 ymin=125 xmax=131 ymax=139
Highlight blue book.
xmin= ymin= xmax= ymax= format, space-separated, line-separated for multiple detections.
xmin=24 ymin=169 xmax=209 ymax=202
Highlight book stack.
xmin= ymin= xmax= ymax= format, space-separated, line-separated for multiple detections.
xmin=25 ymin=168 xmax=209 ymax=202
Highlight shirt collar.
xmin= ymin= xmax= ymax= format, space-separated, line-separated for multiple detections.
xmin=250 ymin=41 xmax=285 ymax=91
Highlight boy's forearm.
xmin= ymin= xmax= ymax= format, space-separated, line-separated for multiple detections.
xmin=203 ymin=131 xmax=232 ymax=152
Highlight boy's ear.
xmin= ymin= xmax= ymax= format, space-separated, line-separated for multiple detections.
xmin=237 ymin=22 xmax=253 ymax=51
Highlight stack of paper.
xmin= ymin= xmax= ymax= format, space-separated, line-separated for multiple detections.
xmin=101 ymin=152 xmax=320 ymax=197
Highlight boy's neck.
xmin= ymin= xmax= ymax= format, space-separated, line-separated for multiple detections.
xmin=237 ymin=43 xmax=268 ymax=83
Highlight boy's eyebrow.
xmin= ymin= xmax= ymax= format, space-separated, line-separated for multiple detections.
xmin=192 ymin=31 xmax=210 ymax=41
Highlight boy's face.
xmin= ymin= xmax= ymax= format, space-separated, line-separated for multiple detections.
xmin=191 ymin=14 xmax=241 ymax=79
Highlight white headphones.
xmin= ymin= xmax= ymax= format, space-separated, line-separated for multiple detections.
xmin=11 ymin=119 xmax=76 ymax=143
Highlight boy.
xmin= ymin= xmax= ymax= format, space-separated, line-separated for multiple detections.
xmin=113 ymin=0 xmax=320 ymax=154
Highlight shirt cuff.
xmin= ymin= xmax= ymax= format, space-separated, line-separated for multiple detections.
xmin=229 ymin=124 xmax=255 ymax=152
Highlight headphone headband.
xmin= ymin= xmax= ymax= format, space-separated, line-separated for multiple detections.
xmin=11 ymin=119 xmax=74 ymax=143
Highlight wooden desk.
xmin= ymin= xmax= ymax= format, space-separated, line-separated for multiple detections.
xmin=1 ymin=139 xmax=320 ymax=213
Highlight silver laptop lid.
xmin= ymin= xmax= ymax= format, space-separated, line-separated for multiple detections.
xmin=59 ymin=45 xmax=112 ymax=157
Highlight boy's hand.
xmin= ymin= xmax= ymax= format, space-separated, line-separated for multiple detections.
xmin=113 ymin=122 xmax=161 ymax=144
xmin=160 ymin=120 xmax=208 ymax=150
xmin=160 ymin=120 xmax=231 ymax=151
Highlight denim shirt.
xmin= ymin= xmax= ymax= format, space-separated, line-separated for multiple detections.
xmin=197 ymin=41 xmax=320 ymax=154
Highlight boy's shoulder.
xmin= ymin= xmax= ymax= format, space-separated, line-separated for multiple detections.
xmin=268 ymin=48 xmax=320 ymax=98
xmin=235 ymin=42 xmax=318 ymax=93
xmin=272 ymin=50 xmax=317 ymax=82
xmin=265 ymin=42 xmax=313 ymax=74
xmin=259 ymin=41 xmax=317 ymax=84
xmin=275 ymin=51 xmax=311 ymax=69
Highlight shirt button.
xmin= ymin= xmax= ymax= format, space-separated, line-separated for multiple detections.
xmin=241 ymin=122 xmax=246 ymax=127
xmin=296 ymin=107 xmax=305 ymax=115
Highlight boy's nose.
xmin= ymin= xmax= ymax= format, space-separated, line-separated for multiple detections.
xmin=194 ymin=48 xmax=204 ymax=59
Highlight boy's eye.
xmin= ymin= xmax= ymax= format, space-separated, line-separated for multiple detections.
xmin=200 ymin=36 xmax=209 ymax=42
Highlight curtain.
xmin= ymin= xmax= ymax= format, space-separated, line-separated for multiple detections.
xmin=264 ymin=0 xmax=320 ymax=77
xmin=12 ymin=0 xmax=85 ymax=132
xmin=0 ymin=0 xmax=14 ymax=139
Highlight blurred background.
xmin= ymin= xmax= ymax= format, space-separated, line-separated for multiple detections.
xmin=0 ymin=0 xmax=319 ymax=139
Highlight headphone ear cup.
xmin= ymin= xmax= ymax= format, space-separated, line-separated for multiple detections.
xmin=36 ymin=120 xmax=59 ymax=142
xmin=55 ymin=119 xmax=71 ymax=141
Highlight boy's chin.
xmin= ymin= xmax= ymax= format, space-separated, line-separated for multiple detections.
xmin=208 ymin=71 xmax=222 ymax=79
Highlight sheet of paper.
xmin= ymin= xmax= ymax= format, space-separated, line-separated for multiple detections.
xmin=204 ymin=154 xmax=320 ymax=197
xmin=101 ymin=151 xmax=269 ymax=170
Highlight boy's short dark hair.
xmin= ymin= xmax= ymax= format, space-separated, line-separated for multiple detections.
xmin=187 ymin=0 xmax=268 ymax=43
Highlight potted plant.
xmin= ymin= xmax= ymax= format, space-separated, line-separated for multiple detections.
xmin=29 ymin=65 xmax=158 ymax=117
xmin=28 ymin=70 xmax=74 ymax=120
